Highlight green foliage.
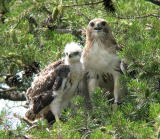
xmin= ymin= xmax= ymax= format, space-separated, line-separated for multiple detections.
xmin=0 ymin=0 xmax=160 ymax=138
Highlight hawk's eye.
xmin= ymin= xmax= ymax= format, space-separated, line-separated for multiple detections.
xmin=101 ymin=21 xmax=106 ymax=26
xmin=69 ymin=52 xmax=80 ymax=58
xmin=73 ymin=52 xmax=80 ymax=55
xmin=90 ymin=22 xmax=95 ymax=27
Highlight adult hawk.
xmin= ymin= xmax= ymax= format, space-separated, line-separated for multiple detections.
xmin=81 ymin=18 xmax=127 ymax=104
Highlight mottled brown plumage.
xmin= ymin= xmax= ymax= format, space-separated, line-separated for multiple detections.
xmin=26 ymin=59 xmax=64 ymax=99
xmin=25 ymin=42 xmax=83 ymax=124
xmin=25 ymin=61 xmax=70 ymax=122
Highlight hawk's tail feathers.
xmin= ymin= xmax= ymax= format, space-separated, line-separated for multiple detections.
xmin=25 ymin=109 xmax=37 ymax=122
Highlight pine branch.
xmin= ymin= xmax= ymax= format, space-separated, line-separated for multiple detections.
xmin=113 ymin=13 xmax=160 ymax=20
xmin=8 ymin=1 xmax=104 ymax=21
xmin=51 ymin=0 xmax=104 ymax=7
xmin=0 ymin=87 xmax=26 ymax=101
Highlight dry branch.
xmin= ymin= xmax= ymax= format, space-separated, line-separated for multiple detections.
xmin=0 ymin=87 xmax=26 ymax=101
xmin=113 ymin=14 xmax=160 ymax=20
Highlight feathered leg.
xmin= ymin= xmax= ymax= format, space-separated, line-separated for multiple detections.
xmin=82 ymin=73 xmax=92 ymax=110
xmin=55 ymin=114 xmax=62 ymax=139
xmin=55 ymin=114 xmax=60 ymax=122
xmin=113 ymin=75 xmax=120 ymax=103
xmin=113 ymin=71 xmax=125 ymax=105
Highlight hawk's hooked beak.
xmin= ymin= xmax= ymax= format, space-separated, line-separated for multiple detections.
xmin=94 ymin=23 xmax=102 ymax=31
xmin=94 ymin=27 xmax=102 ymax=31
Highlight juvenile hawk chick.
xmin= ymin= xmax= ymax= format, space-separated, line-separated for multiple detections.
xmin=25 ymin=42 xmax=83 ymax=123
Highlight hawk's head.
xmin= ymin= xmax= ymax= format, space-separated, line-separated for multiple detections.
xmin=86 ymin=18 xmax=111 ymax=40
xmin=64 ymin=42 xmax=82 ymax=64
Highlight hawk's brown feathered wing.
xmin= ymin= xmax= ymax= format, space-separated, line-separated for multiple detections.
xmin=25 ymin=59 xmax=71 ymax=121
xmin=26 ymin=59 xmax=64 ymax=98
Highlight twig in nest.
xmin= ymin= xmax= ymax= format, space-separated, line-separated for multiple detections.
xmin=113 ymin=13 xmax=160 ymax=20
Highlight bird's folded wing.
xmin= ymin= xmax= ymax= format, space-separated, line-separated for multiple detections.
xmin=32 ymin=90 xmax=54 ymax=114
xmin=28 ymin=64 xmax=70 ymax=115
xmin=52 ymin=64 xmax=70 ymax=91
xmin=27 ymin=59 xmax=64 ymax=98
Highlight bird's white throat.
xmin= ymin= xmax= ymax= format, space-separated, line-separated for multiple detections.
xmin=82 ymin=40 xmax=120 ymax=74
